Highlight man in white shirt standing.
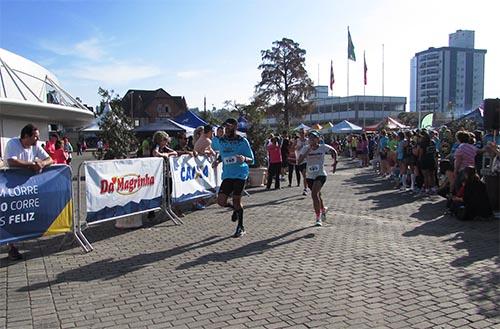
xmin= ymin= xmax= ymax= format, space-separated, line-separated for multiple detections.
xmin=4 ymin=124 xmax=53 ymax=260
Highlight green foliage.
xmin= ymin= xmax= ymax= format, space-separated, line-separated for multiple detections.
xmin=241 ymin=99 xmax=270 ymax=167
xmin=97 ymin=88 xmax=138 ymax=159
xmin=256 ymin=38 xmax=314 ymax=128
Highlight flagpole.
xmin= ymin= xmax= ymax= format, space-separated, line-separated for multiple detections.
xmin=347 ymin=26 xmax=350 ymax=114
xmin=363 ymin=51 xmax=366 ymax=129
xmin=381 ymin=43 xmax=385 ymax=120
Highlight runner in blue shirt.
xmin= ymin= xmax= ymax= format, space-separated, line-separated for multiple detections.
xmin=212 ymin=118 xmax=254 ymax=237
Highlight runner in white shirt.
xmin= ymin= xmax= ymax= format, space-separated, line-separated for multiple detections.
xmin=298 ymin=130 xmax=337 ymax=226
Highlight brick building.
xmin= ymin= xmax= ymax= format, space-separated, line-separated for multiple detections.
xmin=122 ymin=88 xmax=188 ymax=127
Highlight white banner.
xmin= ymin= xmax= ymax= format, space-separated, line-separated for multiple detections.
xmin=85 ymin=158 xmax=164 ymax=223
xmin=169 ymin=155 xmax=221 ymax=204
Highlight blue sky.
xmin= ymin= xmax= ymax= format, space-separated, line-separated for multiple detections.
xmin=1 ymin=0 xmax=497 ymax=110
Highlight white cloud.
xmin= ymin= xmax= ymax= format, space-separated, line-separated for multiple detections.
xmin=40 ymin=37 xmax=107 ymax=61
xmin=69 ymin=62 xmax=162 ymax=84
xmin=73 ymin=38 xmax=106 ymax=61
xmin=176 ymin=69 xmax=212 ymax=79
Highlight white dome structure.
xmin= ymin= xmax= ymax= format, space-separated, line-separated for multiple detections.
xmin=0 ymin=48 xmax=95 ymax=154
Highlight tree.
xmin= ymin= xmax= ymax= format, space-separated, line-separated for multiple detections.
xmin=256 ymin=38 xmax=314 ymax=128
xmin=241 ymin=97 xmax=270 ymax=167
xmin=97 ymin=88 xmax=138 ymax=159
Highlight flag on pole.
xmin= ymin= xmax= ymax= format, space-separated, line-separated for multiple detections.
xmin=329 ymin=60 xmax=335 ymax=90
xmin=348 ymin=27 xmax=356 ymax=61
xmin=364 ymin=52 xmax=367 ymax=85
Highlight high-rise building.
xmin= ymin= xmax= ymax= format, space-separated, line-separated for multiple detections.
xmin=410 ymin=30 xmax=486 ymax=117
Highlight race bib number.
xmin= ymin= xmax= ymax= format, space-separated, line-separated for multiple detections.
xmin=307 ymin=165 xmax=320 ymax=173
xmin=223 ymin=156 xmax=237 ymax=165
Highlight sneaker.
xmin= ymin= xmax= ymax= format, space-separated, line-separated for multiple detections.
xmin=399 ymin=186 xmax=407 ymax=191
xmin=315 ymin=218 xmax=323 ymax=227
xmin=233 ymin=226 xmax=246 ymax=238
xmin=321 ymin=207 xmax=328 ymax=221
xmin=8 ymin=246 xmax=23 ymax=261
xmin=302 ymin=189 xmax=308 ymax=196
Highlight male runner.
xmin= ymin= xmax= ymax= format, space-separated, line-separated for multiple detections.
xmin=212 ymin=118 xmax=254 ymax=237
xmin=298 ymin=130 xmax=337 ymax=226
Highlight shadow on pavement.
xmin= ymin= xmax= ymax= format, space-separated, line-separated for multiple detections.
xmin=17 ymin=235 xmax=230 ymax=292
xmin=176 ymin=226 xmax=314 ymax=270
xmin=403 ymin=212 xmax=500 ymax=318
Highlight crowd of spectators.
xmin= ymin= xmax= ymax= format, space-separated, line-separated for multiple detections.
xmin=343 ymin=127 xmax=499 ymax=221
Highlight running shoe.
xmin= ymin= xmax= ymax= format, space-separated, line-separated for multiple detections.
xmin=233 ymin=226 xmax=246 ymax=238
xmin=321 ymin=207 xmax=328 ymax=221
xmin=315 ymin=218 xmax=323 ymax=227
xmin=302 ymin=188 xmax=308 ymax=196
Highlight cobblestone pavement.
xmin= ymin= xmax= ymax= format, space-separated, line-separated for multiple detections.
xmin=1 ymin=158 xmax=499 ymax=328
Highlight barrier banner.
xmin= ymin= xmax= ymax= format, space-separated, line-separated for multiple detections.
xmin=0 ymin=165 xmax=73 ymax=245
xmin=169 ymin=155 xmax=220 ymax=204
xmin=85 ymin=158 xmax=164 ymax=223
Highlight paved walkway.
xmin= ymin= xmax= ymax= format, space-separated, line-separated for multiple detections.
xmin=1 ymin=158 xmax=499 ymax=328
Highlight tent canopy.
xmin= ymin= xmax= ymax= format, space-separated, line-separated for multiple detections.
xmin=328 ymin=120 xmax=363 ymax=134
xmin=365 ymin=116 xmax=409 ymax=132
xmin=134 ymin=119 xmax=186 ymax=133
xmin=294 ymin=123 xmax=310 ymax=131
xmin=173 ymin=110 xmax=207 ymax=128
xmin=445 ymin=107 xmax=484 ymax=129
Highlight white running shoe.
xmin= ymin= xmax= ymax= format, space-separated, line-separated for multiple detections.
xmin=302 ymin=189 xmax=308 ymax=196
xmin=315 ymin=218 xmax=323 ymax=227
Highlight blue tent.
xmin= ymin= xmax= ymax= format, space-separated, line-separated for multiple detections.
xmin=237 ymin=115 xmax=249 ymax=132
xmin=173 ymin=110 xmax=207 ymax=128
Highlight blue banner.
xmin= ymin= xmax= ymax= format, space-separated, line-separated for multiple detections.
xmin=0 ymin=165 xmax=73 ymax=245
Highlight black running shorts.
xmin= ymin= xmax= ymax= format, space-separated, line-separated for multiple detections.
xmin=219 ymin=178 xmax=246 ymax=196
xmin=306 ymin=176 xmax=327 ymax=189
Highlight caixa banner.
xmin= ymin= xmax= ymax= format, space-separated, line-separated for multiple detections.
xmin=169 ymin=155 xmax=220 ymax=204
xmin=84 ymin=158 xmax=164 ymax=223
xmin=0 ymin=165 xmax=73 ymax=245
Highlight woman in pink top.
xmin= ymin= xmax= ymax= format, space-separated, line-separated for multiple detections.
xmin=453 ymin=131 xmax=477 ymax=193
xmin=266 ymin=137 xmax=282 ymax=190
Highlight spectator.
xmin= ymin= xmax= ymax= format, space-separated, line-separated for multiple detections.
xmin=453 ymin=131 xmax=477 ymax=194
xmin=194 ymin=124 xmax=216 ymax=157
xmin=63 ymin=137 xmax=73 ymax=164
xmin=266 ymin=136 xmax=282 ymax=190
xmin=53 ymin=140 xmax=68 ymax=164
xmin=452 ymin=166 xmax=493 ymax=221
xmin=4 ymin=124 xmax=53 ymax=260
xmin=45 ymin=133 xmax=59 ymax=160
xmin=287 ymin=136 xmax=300 ymax=187
xmin=417 ymin=131 xmax=437 ymax=194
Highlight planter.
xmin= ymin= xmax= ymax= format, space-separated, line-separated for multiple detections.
xmin=248 ymin=167 xmax=268 ymax=187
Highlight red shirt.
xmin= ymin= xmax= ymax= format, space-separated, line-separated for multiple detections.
xmin=53 ymin=149 xmax=67 ymax=164
xmin=267 ymin=143 xmax=282 ymax=164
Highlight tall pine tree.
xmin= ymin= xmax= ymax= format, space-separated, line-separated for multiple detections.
xmin=256 ymin=38 xmax=314 ymax=128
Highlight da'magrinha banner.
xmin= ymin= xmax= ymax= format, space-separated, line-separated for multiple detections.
xmin=169 ymin=155 xmax=220 ymax=204
xmin=84 ymin=158 xmax=164 ymax=223
xmin=0 ymin=165 xmax=73 ymax=245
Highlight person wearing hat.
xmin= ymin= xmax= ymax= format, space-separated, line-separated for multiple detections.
xmin=212 ymin=118 xmax=254 ymax=237
xmin=297 ymin=130 xmax=337 ymax=226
